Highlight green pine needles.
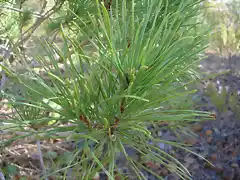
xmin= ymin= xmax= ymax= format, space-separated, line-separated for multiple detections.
xmin=0 ymin=0 xmax=215 ymax=179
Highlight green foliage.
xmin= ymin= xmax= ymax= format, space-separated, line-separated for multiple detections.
xmin=229 ymin=91 xmax=240 ymax=119
xmin=205 ymin=82 xmax=227 ymax=112
xmin=205 ymin=81 xmax=240 ymax=119
xmin=1 ymin=164 xmax=19 ymax=180
xmin=0 ymin=0 xmax=213 ymax=179
xmin=20 ymin=8 xmax=32 ymax=27
xmin=203 ymin=0 xmax=240 ymax=56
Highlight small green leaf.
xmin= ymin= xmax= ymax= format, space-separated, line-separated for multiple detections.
xmin=20 ymin=9 xmax=32 ymax=26
xmin=48 ymin=120 xmax=57 ymax=125
xmin=45 ymin=151 xmax=58 ymax=160
xmin=103 ymin=118 xmax=109 ymax=129
xmin=6 ymin=164 xmax=18 ymax=175
xmin=20 ymin=177 xmax=27 ymax=180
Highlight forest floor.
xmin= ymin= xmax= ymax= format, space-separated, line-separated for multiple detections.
xmin=159 ymin=54 xmax=240 ymax=180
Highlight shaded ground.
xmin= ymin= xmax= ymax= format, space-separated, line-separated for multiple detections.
xmin=131 ymin=54 xmax=240 ymax=180
xmin=161 ymin=54 xmax=240 ymax=180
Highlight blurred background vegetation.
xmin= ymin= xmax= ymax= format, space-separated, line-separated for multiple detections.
xmin=203 ymin=0 xmax=240 ymax=56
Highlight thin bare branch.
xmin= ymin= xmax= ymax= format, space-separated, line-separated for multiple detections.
xmin=0 ymin=5 xmax=44 ymax=18
xmin=0 ymin=71 xmax=7 ymax=90
xmin=1 ymin=130 xmax=73 ymax=137
xmin=40 ymin=0 xmax=48 ymax=14
xmin=36 ymin=140 xmax=48 ymax=180
xmin=17 ymin=1 xmax=64 ymax=45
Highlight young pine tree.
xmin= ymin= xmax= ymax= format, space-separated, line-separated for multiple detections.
xmin=0 ymin=0 xmax=214 ymax=179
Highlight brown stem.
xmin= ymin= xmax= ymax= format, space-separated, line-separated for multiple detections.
xmin=108 ymin=116 xmax=120 ymax=135
xmin=79 ymin=115 xmax=91 ymax=128
xmin=209 ymin=113 xmax=216 ymax=119
xmin=127 ymin=40 xmax=131 ymax=48
xmin=104 ymin=0 xmax=113 ymax=10
xmin=113 ymin=116 xmax=120 ymax=128
xmin=36 ymin=140 xmax=48 ymax=180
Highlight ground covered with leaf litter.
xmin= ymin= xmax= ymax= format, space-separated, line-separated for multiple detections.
xmin=1 ymin=55 xmax=240 ymax=180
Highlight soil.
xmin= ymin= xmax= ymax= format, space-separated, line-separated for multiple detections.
xmin=160 ymin=54 xmax=240 ymax=180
